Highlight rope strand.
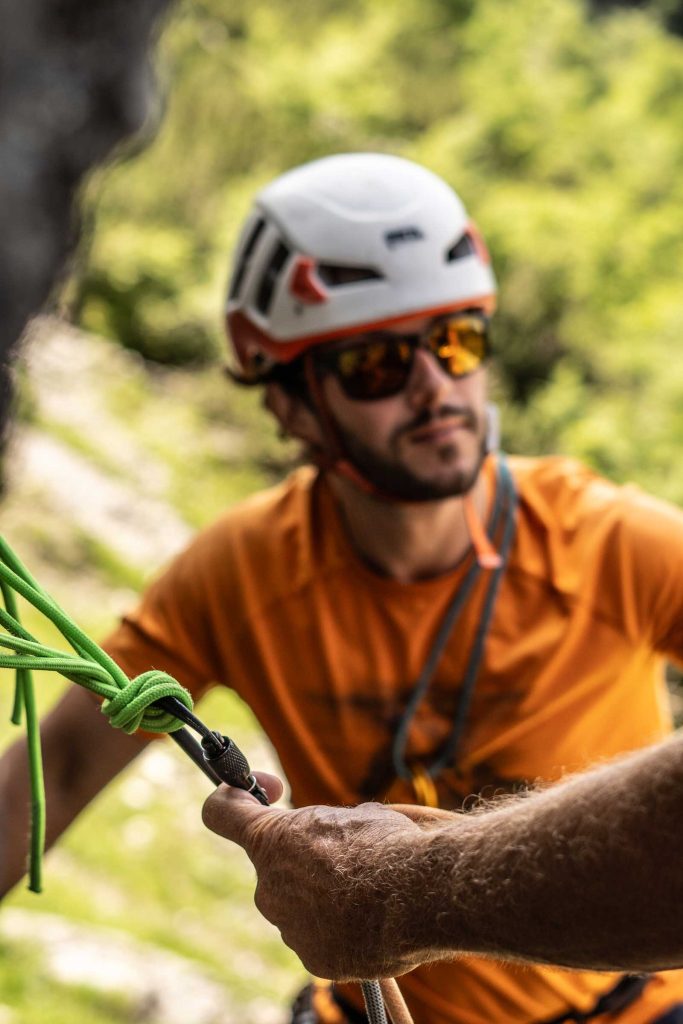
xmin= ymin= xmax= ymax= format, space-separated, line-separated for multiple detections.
xmin=0 ymin=536 xmax=194 ymax=892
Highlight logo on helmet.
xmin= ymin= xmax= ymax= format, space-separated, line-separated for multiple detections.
xmin=384 ymin=227 xmax=425 ymax=248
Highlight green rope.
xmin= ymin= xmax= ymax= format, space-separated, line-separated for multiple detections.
xmin=0 ymin=536 xmax=193 ymax=893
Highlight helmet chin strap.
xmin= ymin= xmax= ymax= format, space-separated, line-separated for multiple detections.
xmin=302 ymin=356 xmax=502 ymax=569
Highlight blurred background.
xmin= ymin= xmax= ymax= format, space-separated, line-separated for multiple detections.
xmin=1 ymin=0 xmax=683 ymax=1020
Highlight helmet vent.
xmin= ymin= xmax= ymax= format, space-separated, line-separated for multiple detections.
xmin=317 ymin=264 xmax=383 ymax=287
xmin=446 ymin=232 xmax=476 ymax=263
xmin=229 ymin=217 xmax=266 ymax=300
xmin=255 ymin=241 xmax=291 ymax=314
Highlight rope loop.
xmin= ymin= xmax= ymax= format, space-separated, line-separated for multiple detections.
xmin=101 ymin=670 xmax=193 ymax=734
xmin=0 ymin=534 xmax=198 ymax=891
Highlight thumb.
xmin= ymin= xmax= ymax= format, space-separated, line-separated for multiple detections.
xmin=202 ymin=783 xmax=275 ymax=851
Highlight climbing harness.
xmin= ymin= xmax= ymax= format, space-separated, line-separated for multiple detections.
xmin=392 ymin=455 xmax=517 ymax=805
xmin=0 ymin=536 xmax=395 ymax=1024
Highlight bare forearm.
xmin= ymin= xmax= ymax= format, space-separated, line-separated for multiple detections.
xmin=431 ymin=733 xmax=683 ymax=970
xmin=203 ymin=734 xmax=683 ymax=980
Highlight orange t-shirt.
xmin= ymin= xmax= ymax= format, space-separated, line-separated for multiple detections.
xmin=104 ymin=455 xmax=683 ymax=1024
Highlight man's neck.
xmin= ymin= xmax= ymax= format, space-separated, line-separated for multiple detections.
xmin=328 ymin=470 xmax=489 ymax=584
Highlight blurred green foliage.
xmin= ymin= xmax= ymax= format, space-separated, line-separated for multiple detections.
xmin=69 ymin=0 xmax=683 ymax=500
xmin=0 ymin=938 xmax=133 ymax=1024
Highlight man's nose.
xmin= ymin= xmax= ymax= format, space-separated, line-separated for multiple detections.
xmin=404 ymin=345 xmax=452 ymax=410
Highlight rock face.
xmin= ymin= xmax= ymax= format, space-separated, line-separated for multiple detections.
xmin=0 ymin=0 xmax=173 ymax=442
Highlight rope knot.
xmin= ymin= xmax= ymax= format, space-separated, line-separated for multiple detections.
xmin=101 ymin=669 xmax=193 ymax=734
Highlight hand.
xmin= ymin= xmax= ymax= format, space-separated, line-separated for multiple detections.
xmin=202 ymin=777 xmax=458 ymax=980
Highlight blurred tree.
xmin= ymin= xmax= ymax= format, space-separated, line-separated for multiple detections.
xmin=69 ymin=0 xmax=683 ymax=500
xmin=590 ymin=0 xmax=683 ymax=36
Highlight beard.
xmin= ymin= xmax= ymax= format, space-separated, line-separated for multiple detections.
xmin=334 ymin=404 xmax=489 ymax=503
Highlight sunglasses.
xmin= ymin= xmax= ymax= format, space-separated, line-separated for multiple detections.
xmin=312 ymin=312 xmax=490 ymax=401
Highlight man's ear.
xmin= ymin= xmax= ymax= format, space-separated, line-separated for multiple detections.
xmin=264 ymin=383 xmax=324 ymax=447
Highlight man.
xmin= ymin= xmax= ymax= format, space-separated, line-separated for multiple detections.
xmin=3 ymin=152 xmax=683 ymax=1023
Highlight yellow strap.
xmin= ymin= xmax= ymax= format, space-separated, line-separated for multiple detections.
xmin=410 ymin=764 xmax=439 ymax=807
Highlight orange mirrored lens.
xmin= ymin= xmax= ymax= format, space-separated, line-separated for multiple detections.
xmin=335 ymin=338 xmax=413 ymax=399
xmin=430 ymin=317 xmax=487 ymax=376
xmin=321 ymin=314 xmax=489 ymax=400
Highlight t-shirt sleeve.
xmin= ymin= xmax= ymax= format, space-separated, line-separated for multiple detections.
xmin=102 ymin=532 xmax=224 ymax=702
xmin=609 ymin=486 xmax=683 ymax=665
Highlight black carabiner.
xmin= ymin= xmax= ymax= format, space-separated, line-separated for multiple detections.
xmin=154 ymin=696 xmax=269 ymax=805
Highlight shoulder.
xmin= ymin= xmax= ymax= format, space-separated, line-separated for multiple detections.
xmin=509 ymin=455 xmax=683 ymax=537
xmin=164 ymin=465 xmax=322 ymax=599
xmin=510 ymin=455 xmax=621 ymax=527
xmin=203 ymin=464 xmax=318 ymax=543
xmin=507 ymin=454 xmax=683 ymax=590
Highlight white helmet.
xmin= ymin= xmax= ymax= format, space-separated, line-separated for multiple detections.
xmin=226 ymin=153 xmax=496 ymax=377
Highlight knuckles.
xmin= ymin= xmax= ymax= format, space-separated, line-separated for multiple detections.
xmin=201 ymin=797 xmax=430 ymax=980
